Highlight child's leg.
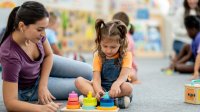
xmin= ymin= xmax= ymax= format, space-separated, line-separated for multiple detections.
xmin=115 ymin=82 xmax=133 ymax=97
xmin=128 ymin=68 xmax=141 ymax=84
xmin=174 ymin=44 xmax=191 ymax=63
xmin=175 ymin=63 xmax=194 ymax=73
xmin=163 ymin=44 xmax=191 ymax=70
xmin=75 ymin=77 xmax=95 ymax=96
xmin=113 ymin=82 xmax=133 ymax=109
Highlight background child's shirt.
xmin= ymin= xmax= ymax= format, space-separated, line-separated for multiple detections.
xmin=127 ymin=33 xmax=137 ymax=71
xmin=192 ymin=32 xmax=200 ymax=58
xmin=93 ymin=51 xmax=132 ymax=72
xmin=45 ymin=28 xmax=57 ymax=45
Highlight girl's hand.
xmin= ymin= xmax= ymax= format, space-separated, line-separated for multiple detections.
xmin=189 ymin=72 xmax=199 ymax=81
xmin=38 ymin=86 xmax=56 ymax=105
xmin=95 ymin=89 xmax=105 ymax=101
xmin=109 ymin=81 xmax=121 ymax=98
xmin=40 ymin=101 xmax=62 ymax=112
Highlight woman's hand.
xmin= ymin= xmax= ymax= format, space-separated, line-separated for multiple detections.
xmin=40 ymin=101 xmax=61 ymax=112
xmin=109 ymin=81 xmax=121 ymax=98
xmin=38 ymin=86 xmax=56 ymax=105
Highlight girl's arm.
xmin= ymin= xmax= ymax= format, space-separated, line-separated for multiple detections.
xmin=116 ymin=52 xmax=133 ymax=85
xmin=116 ymin=67 xmax=131 ymax=85
xmin=38 ymin=39 xmax=55 ymax=104
xmin=3 ymin=81 xmax=59 ymax=112
xmin=109 ymin=67 xmax=131 ymax=97
xmin=92 ymin=71 xmax=104 ymax=99
xmin=192 ymin=54 xmax=200 ymax=80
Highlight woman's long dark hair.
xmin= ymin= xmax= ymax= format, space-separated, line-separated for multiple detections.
xmin=184 ymin=0 xmax=200 ymax=17
xmin=0 ymin=1 xmax=49 ymax=45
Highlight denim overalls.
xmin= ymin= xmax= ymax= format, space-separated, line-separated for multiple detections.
xmin=101 ymin=58 xmax=121 ymax=91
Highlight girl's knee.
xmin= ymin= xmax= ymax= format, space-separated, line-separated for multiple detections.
xmin=121 ymin=82 xmax=133 ymax=95
xmin=75 ymin=77 xmax=85 ymax=88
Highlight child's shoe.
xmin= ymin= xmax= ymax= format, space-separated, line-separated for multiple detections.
xmin=114 ymin=96 xmax=130 ymax=109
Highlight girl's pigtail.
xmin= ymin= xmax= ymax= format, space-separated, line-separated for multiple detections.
xmin=117 ymin=24 xmax=127 ymax=39
xmin=95 ymin=19 xmax=106 ymax=47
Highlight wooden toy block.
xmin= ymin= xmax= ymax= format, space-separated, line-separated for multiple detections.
xmin=61 ymin=91 xmax=119 ymax=112
xmin=96 ymin=92 xmax=118 ymax=110
xmin=66 ymin=91 xmax=80 ymax=109
xmin=185 ymin=79 xmax=200 ymax=104
xmin=60 ymin=107 xmax=119 ymax=112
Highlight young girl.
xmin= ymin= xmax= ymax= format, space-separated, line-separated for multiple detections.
xmin=112 ymin=11 xmax=139 ymax=84
xmin=185 ymin=15 xmax=200 ymax=80
xmin=75 ymin=19 xmax=133 ymax=109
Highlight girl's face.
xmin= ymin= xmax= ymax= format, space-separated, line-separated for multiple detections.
xmin=187 ymin=0 xmax=199 ymax=9
xmin=100 ymin=36 xmax=120 ymax=58
xmin=50 ymin=18 xmax=60 ymax=32
xmin=23 ymin=17 xmax=49 ymax=43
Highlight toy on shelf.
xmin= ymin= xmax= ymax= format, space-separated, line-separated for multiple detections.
xmin=66 ymin=91 xmax=80 ymax=109
xmin=185 ymin=79 xmax=200 ymax=104
xmin=96 ymin=92 xmax=118 ymax=110
xmin=82 ymin=91 xmax=97 ymax=110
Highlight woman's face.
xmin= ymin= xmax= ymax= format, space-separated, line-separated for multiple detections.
xmin=23 ymin=17 xmax=49 ymax=43
xmin=187 ymin=0 xmax=199 ymax=9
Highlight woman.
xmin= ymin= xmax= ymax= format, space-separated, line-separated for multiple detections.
xmin=162 ymin=0 xmax=200 ymax=73
xmin=0 ymin=1 xmax=92 ymax=111
xmin=172 ymin=0 xmax=200 ymax=55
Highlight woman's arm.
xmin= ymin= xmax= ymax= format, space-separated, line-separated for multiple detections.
xmin=38 ymin=39 xmax=54 ymax=104
xmin=3 ymin=81 xmax=41 ymax=111
xmin=3 ymin=81 xmax=59 ymax=111
xmin=173 ymin=7 xmax=187 ymax=37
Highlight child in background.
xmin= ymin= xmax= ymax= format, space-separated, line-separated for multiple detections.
xmin=162 ymin=43 xmax=192 ymax=74
xmin=112 ymin=12 xmax=139 ymax=84
xmin=46 ymin=12 xmax=63 ymax=55
xmin=185 ymin=16 xmax=200 ymax=80
xmin=164 ymin=16 xmax=200 ymax=76
xmin=75 ymin=19 xmax=133 ymax=109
